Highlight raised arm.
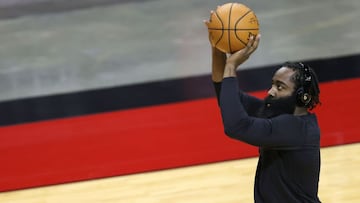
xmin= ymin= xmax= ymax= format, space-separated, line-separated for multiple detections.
xmin=204 ymin=11 xmax=227 ymax=83
xmin=218 ymin=35 xmax=306 ymax=147
xmin=211 ymin=47 xmax=227 ymax=83
xmin=220 ymin=77 xmax=305 ymax=147
xmin=205 ymin=20 xmax=262 ymax=114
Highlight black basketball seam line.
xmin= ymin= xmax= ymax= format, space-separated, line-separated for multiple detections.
xmin=234 ymin=9 xmax=254 ymax=46
xmin=214 ymin=10 xmax=224 ymax=47
xmin=210 ymin=5 xmax=257 ymax=52
xmin=228 ymin=3 xmax=234 ymax=53
xmin=234 ymin=9 xmax=259 ymax=46
xmin=234 ymin=9 xmax=252 ymax=25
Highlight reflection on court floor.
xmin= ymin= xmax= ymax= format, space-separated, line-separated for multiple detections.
xmin=0 ymin=144 xmax=359 ymax=203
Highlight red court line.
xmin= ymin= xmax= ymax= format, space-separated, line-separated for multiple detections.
xmin=0 ymin=78 xmax=359 ymax=192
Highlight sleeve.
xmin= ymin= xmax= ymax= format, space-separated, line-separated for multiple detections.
xmin=213 ymin=81 xmax=263 ymax=116
xmin=219 ymin=77 xmax=306 ymax=147
xmin=213 ymin=82 xmax=222 ymax=106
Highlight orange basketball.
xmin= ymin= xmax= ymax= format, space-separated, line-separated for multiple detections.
xmin=207 ymin=3 xmax=260 ymax=53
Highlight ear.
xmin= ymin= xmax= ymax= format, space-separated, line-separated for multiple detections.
xmin=302 ymin=93 xmax=312 ymax=106
xmin=296 ymin=87 xmax=312 ymax=107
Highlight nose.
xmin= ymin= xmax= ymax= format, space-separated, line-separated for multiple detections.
xmin=267 ymin=87 xmax=276 ymax=97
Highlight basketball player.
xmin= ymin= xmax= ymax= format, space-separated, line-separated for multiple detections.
xmin=208 ymin=33 xmax=322 ymax=202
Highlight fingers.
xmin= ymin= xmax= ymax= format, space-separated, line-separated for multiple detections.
xmin=247 ymin=35 xmax=255 ymax=48
xmin=204 ymin=10 xmax=214 ymax=28
xmin=252 ymin=34 xmax=261 ymax=49
xmin=245 ymin=34 xmax=261 ymax=54
xmin=203 ymin=19 xmax=209 ymax=27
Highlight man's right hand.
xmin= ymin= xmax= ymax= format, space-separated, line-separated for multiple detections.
xmin=223 ymin=34 xmax=261 ymax=78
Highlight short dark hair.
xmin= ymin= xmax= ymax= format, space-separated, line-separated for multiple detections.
xmin=282 ymin=61 xmax=321 ymax=110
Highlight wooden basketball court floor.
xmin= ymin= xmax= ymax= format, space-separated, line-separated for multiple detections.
xmin=0 ymin=143 xmax=358 ymax=203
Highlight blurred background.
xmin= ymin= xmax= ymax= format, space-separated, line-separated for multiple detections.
xmin=0 ymin=0 xmax=359 ymax=102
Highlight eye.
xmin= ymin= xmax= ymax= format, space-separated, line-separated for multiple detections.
xmin=276 ymin=84 xmax=283 ymax=90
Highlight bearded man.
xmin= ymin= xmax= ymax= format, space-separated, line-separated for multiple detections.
xmin=210 ymin=34 xmax=322 ymax=203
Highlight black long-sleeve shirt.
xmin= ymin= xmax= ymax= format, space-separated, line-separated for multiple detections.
xmin=215 ymin=77 xmax=321 ymax=203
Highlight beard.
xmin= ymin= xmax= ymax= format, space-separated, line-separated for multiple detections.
xmin=256 ymin=93 xmax=297 ymax=118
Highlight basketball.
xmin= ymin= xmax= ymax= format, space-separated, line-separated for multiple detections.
xmin=207 ymin=3 xmax=259 ymax=53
